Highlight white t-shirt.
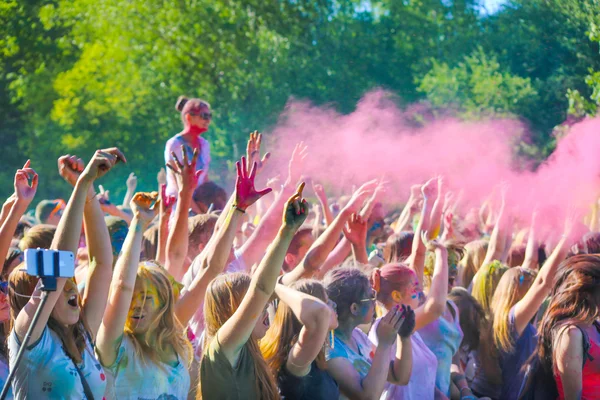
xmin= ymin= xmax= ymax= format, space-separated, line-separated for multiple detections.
xmin=182 ymin=249 xmax=247 ymax=357
xmin=103 ymin=335 xmax=190 ymax=400
xmin=8 ymin=327 xmax=107 ymax=400
xmin=165 ymin=134 xmax=210 ymax=197
xmin=369 ymin=318 xmax=438 ymax=400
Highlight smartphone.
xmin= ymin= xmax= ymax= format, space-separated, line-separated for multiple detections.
xmin=25 ymin=249 xmax=75 ymax=278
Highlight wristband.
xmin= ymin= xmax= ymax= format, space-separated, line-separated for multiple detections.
xmin=460 ymin=396 xmax=476 ymax=400
xmin=232 ymin=203 xmax=246 ymax=214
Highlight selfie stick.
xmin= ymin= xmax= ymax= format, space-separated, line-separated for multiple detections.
xmin=0 ymin=253 xmax=63 ymax=400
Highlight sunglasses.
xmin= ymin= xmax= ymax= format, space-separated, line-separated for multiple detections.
xmin=187 ymin=111 xmax=212 ymax=121
xmin=0 ymin=281 xmax=8 ymax=295
xmin=518 ymin=268 xmax=536 ymax=285
xmin=48 ymin=200 xmax=66 ymax=221
xmin=359 ymin=289 xmax=378 ymax=303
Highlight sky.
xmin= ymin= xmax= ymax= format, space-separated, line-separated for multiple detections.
xmin=482 ymin=0 xmax=507 ymax=14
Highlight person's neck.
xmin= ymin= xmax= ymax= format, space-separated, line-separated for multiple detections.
xmin=183 ymin=124 xmax=206 ymax=137
xmin=335 ymin=319 xmax=357 ymax=343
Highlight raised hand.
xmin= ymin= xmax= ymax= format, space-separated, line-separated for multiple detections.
xmin=409 ymin=184 xmax=421 ymax=200
xmin=376 ymin=305 xmax=404 ymax=346
xmin=157 ymin=167 xmax=167 ymax=186
xmin=397 ymin=305 xmax=415 ymax=338
xmin=421 ymin=177 xmax=437 ymax=201
xmin=98 ymin=185 xmax=111 ymax=205
xmin=235 ymin=156 xmax=273 ymax=211
xmin=14 ymin=160 xmax=38 ymax=204
xmin=443 ymin=191 xmax=454 ymax=213
xmin=130 ymin=192 xmax=159 ymax=226
xmin=282 ymin=182 xmax=309 ymax=230
xmin=312 ymin=182 xmax=327 ymax=203
xmin=167 ymin=146 xmax=202 ymax=195
xmin=159 ymin=184 xmax=176 ymax=217
xmin=286 ymin=142 xmax=308 ymax=187
xmin=246 ymin=131 xmax=270 ymax=176
xmin=421 ymin=231 xmax=447 ymax=254
xmin=126 ymin=172 xmax=138 ymax=191
xmin=344 ymin=179 xmax=378 ymax=213
xmin=343 ymin=213 xmax=368 ymax=246
xmin=81 ymin=147 xmax=126 ymax=182
xmin=58 ymin=155 xmax=85 ymax=186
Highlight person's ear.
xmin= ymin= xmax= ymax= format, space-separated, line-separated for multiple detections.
xmin=284 ymin=253 xmax=297 ymax=269
xmin=185 ymin=113 xmax=192 ymax=125
xmin=350 ymin=303 xmax=359 ymax=316
xmin=391 ymin=290 xmax=402 ymax=304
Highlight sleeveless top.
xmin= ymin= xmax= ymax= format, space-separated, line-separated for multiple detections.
xmin=418 ymin=300 xmax=463 ymax=396
xmin=556 ymin=323 xmax=600 ymax=399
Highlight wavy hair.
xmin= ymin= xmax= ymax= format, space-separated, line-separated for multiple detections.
xmin=459 ymin=240 xmax=488 ymax=288
xmin=124 ymin=264 xmax=192 ymax=369
xmin=471 ymin=260 xmax=508 ymax=315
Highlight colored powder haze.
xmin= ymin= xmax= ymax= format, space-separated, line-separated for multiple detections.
xmin=264 ymin=90 xmax=600 ymax=241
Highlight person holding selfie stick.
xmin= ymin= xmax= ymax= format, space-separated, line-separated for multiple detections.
xmin=164 ymin=96 xmax=213 ymax=200
xmin=6 ymin=149 xmax=125 ymax=399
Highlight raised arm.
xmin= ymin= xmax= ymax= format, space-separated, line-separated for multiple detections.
xmin=513 ymin=215 xmax=572 ymax=337
xmin=156 ymin=184 xmax=175 ymax=265
xmin=274 ymin=284 xmax=332 ymax=377
xmin=344 ymin=214 xmax=369 ymax=265
xmin=428 ymin=177 xmax=445 ymax=239
xmin=121 ymin=173 xmax=137 ymax=208
xmin=175 ymin=157 xmax=272 ymax=326
xmin=394 ymin=184 xmax=421 ymax=234
xmin=409 ymin=178 xmax=436 ymax=286
xmin=15 ymin=149 xmax=124 ymax=344
xmin=164 ymin=147 xmax=202 ymax=281
xmin=0 ymin=163 xmax=35 ymax=274
xmin=96 ymin=192 xmax=157 ymax=367
xmin=312 ymin=182 xmax=333 ymax=226
xmin=0 ymin=194 xmax=16 ymax=231
xmin=483 ymin=185 xmax=510 ymax=266
xmin=414 ymin=234 xmax=449 ymax=331
xmin=236 ymin=141 xmax=306 ymax=269
xmin=56 ymin=153 xmax=120 ymax=339
xmin=218 ymin=184 xmax=307 ymax=364
xmin=281 ymin=180 xmax=376 ymax=285
xmin=521 ymin=210 xmax=539 ymax=271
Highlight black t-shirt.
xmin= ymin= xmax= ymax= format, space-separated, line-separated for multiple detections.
xmin=278 ymin=361 xmax=339 ymax=400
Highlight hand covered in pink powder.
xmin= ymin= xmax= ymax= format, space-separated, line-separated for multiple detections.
xmin=235 ymin=156 xmax=273 ymax=211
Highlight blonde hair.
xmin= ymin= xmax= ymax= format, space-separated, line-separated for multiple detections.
xmin=459 ymin=240 xmax=488 ymax=288
xmin=472 ymin=260 xmax=509 ymax=315
xmin=260 ymin=280 xmax=328 ymax=374
xmin=201 ymin=273 xmax=279 ymax=400
xmin=490 ymin=267 xmax=536 ymax=353
xmin=124 ymin=264 xmax=192 ymax=368
xmin=424 ymin=241 xmax=464 ymax=290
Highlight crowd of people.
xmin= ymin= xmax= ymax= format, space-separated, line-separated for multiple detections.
xmin=0 ymin=95 xmax=599 ymax=400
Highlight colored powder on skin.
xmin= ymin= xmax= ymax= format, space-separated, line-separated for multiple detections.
xmin=264 ymin=90 xmax=600 ymax=243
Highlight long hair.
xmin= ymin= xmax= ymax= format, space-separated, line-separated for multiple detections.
xmin=490 ymin=267 xmax=536 ymax=354
xmin=201 ymin=273 xmax=279 ymax=400
xmin=124 ymin=264 xmax=192 ymax=368
xmin=536 ymin=255 xmax=600 ymax=378
xmin=449 ymin=287 xmax=501 ymax=384
xmin=8 ymin=269 xmax=89 ymax=363
xmin=472 ymin=260 xmax=508 ymax=315
xmin=459 ymin=240 xmax=488 ymax=288
xmin=383 ymin=232 xmax=414 ymax=263
xmin=260 ymin=280 xmax=328 ymax=375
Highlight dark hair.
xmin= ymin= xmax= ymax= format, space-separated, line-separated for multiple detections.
xmin=14 ymin=219 xmax=32 ymax=240
xmin=324 ymin=267 xmax=370 ymax=322
xmin=193 ymin=182 xmax=228 ymax=213
xmin=141 ymin=224 xmax=159 ymax=261
xmin=535 ymin=255 xmax=600 ymax=384
xmin=383 ymin=232 xmax=414 ymax=263
xmin=175 ymin=96 xmax=210 ymax=124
